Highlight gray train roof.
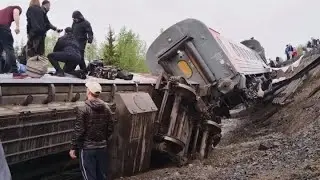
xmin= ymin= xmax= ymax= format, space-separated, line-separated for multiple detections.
xmin=0 ymin=73 xmax=157 ymax=85
xmin=146 ymin=18 xmax=229 ymax=78
xmin=147 ymin=18 xmax=271 ymax=81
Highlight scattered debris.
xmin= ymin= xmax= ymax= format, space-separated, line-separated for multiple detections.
xmin=258 ymin=141 xmax=280 ymax=151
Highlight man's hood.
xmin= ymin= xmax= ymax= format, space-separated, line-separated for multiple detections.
xmin=41 ymin=6 xmax=49 ymax=13
xmin=72 ymin=11 xmax=84 ymax=20
xmin=85 ymin=99 xmax=106 ymax=111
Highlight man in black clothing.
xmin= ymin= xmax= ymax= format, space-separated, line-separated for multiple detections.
xmin=26 ymin=0 xmax=61 ymax=57
xmin=26 ymin=2 xmax=47 ymax=57
xmin=311 ymin=38 xmax=318 ymax=48
xmin=47 ymin=27 xmax=81 ymax=77
xmin=72 ymin=10 xmax=94 ymax=73
xmin=70 ymin=81 xmax=113 ymax=180
xmin=42 ymin=0 xmax=62 ymax=34
xmin=307 ymin=41 xmax=312 ymax=48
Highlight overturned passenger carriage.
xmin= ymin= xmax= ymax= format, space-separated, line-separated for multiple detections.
xmin=0 ymin=18 xmax=273 ymax=179
xmin=146 ymin=18 xmax=272 ymax=162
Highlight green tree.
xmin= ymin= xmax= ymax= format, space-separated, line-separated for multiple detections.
xmin=296 ymin=44 xmax=304 ymax=56
xmin=114 ymin=27 xmax=148 ymax=72
xmin=14 ymin=41 xmax=20 ymax=57
xmin=85 ymin=38 xmax=99 ymax=61
xmin=45 ymin=32 xmax=59 ymax=56
xmin=100 ymin=26 xmax=148 ymax=72
xmin=102 ymin=25 xmax=117 ymax=65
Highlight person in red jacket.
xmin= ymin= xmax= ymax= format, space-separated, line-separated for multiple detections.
xmin=0 ymin=6 xmax=27 ymax=78
xmin=292 ymin=47 xmax=298 ymax=58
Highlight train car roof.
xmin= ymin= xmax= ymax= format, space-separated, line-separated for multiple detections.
xmin=0 ymin=73 xmax=158 ymax=85
xmin=147 ymin=18 xmax=270 ymax=82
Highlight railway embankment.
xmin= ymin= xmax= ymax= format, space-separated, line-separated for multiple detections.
xmin=120 ymin=55 xmax=320 ymax=180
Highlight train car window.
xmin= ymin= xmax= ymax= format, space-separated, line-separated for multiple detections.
xmin=253 ymin=52 xmax=259 ymax=61
xmin=245 ymin=50 xmax=253 ymax=60
xmin=230 ymin=43 xmax=241 ymax=58
xmin=236 ymin=45 xmax=246 ymax=60
xmin=246 ymin=50 xmax=252 ymax=60
xmin=177 ymin=60 xmax=193 ymax=79
xmin=251 ymin=51 xmax=257 ymax=60
xmin=254 ymin=53 xmax=261 ymax=60
xmin=239 ymin=47 xmax=248 ymax=60
xmin=215 ymin=37 xmax=230 ymax=55
xmin=246 ymin=50 xmax=251 ymax=60
xmin=244 ymin=50 xmax=250 ymax=60
xmin=252 ymin=51 xmax=258 ymax=60
xmin=243 ymin=48 xmax=254 ymax=60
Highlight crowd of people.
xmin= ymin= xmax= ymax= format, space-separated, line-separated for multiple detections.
xmin=0 ymin=0 xmax=94 ymax=79
xmin=284 ymin=38 xmax=320 ymax=62
xmin=269 ymin=37 xmax=320 ymax=68
xmin=284 ymin=44 xmax=297 ymax=61
xmin=0 ymin=1 xmax=113 ymax=180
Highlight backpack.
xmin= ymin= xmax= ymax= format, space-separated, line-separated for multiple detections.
xmin=93 ymin=66 xmax=118 ymax=80
xmin=117 ymin=69 xmax=133 ymax=80
xmin=87 ymin=59 xmax=104 ymax=76
xmin=26 ymin=56 xmax=49 ymax=78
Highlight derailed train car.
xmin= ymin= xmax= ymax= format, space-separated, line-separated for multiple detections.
xmin=146 ymin=18 xmax=273 ymax=164
xmin=1 ymin=18 xmax=273 ymax=179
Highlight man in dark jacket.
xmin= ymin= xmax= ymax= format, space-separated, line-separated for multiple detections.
xmin=47 ymin=27 xmax=81 ymax=77
xmin=285 ymin=44 xmax=294 ymax=60
xmin=42 ymin=0 xmax=62 ymax=34
xmin=0 ymin=5 xmax=28 ymax=78
xmin=72 ymin=11 xmax=94 ymax=73
xmin=26 ymin=0 xmax=61 ymax=58
xmin=311 ymin=38 xmax=318 ymax=48
xmin=70 ymin=81 xmax=113 ymax=180
xmin=26 ymin=2 xmax=46 ymax=57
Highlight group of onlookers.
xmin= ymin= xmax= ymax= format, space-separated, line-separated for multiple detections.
xmin=0 ymin=1 xmax=114 ymax=180
xmin=284 ymin=44 xmax=298 ymax=61
xmin=270 ymin=37 xmax=320 ymax=68
xmin=0 ymin=0 xmax=94 ymax=79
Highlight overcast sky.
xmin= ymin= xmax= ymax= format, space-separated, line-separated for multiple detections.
xmin=1 ymin=0 xmax=319 ymax=59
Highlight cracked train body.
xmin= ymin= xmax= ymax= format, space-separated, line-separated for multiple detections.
xmin=0 ymin=18 xmax=273 ymax=179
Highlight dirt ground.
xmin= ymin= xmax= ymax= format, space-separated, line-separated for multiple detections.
xmin=119 ymin=66 xmax=320 ymax=179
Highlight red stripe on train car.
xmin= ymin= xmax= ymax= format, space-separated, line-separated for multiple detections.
xmin=209 ymin=28 xmax=220 ymax=34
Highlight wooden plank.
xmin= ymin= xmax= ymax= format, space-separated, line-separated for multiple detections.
xmin=272 ymin=77 xmax=304 ymax=105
